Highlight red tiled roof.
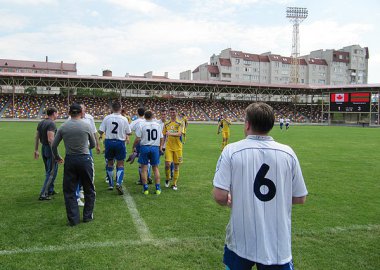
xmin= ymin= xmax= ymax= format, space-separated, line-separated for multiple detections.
xmin=332 ymin=51 xmax=349 ymax=63
xmin=230 ymin=51 xmax=260 ymax=61
xmin=308 ymin=58 xmax=328 ymax=65
xmin=219 ymin=58 xmax=231 ymax=66
xmin=0 ymin=59 xmax=76 ymax=72
xmin=207 ymin=65 xmax=219 ymax=74
xmin=299 ymin=59 xmax=307 ymax=65
xmin=259 ymin=55 xmax=270 ymax=62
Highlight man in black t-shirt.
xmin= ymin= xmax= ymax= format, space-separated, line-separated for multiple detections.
xmin=34 ymin=107 xmax=59 ymax=200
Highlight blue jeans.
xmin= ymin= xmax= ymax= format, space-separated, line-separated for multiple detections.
xmin=40 ymin=144 xmax=58 ymax=196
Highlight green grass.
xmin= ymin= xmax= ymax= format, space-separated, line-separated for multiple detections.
xmin=0 ymin=122 xmax=379 ymax=269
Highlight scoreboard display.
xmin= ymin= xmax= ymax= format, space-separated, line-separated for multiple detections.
xmin=330 ymin=92 xmax=371 ymax=112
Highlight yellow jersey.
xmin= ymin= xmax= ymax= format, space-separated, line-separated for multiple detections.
xmin=219 ymin=118 xmax=231 ymax=133
xmin=182 ymin=116 xmax=188 ymax=133
xmin=163 ymin=119 xmax=183 ymax=151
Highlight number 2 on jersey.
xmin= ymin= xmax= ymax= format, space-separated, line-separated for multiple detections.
xmin=111 ymin=122 xmax=118 ymax=134
xmin=254 ymin=163 xmax=276 ymax=202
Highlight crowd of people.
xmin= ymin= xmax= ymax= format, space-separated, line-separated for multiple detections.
xmin=0 ymin=93 xmax=324 ymax=122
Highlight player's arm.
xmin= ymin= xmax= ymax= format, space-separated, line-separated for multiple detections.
xmin=213 ymin=187 xmax=232 ymax=207
xmin=132 ymin=136 xmax=140 ymax=150
xmin=292 ymin=196 xmax=306 ymax=204
xmin=47 ymin=130 xmax=55 ymax=146
xmin=34 ymin=131 xmax=40 ymax=159
xmin=51 ymin=129 xmax=64 ymax=164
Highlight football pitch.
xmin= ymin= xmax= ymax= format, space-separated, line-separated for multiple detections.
xmin=0 ymin=122 xmax=379 ymax=269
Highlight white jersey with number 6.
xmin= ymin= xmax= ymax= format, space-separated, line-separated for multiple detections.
xmin=136 ymin=120 xmax=163 ymax=146
xmin=213 ymin=135 xmax=307 ymax=265
xmin=99 ymin=113 xmax=131 ymax=141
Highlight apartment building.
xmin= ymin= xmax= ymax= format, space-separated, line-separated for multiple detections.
xmin=0 ymin=58 xmax=77 ymax=75
xmin=191 ymin=45 xmax=368 ymax=85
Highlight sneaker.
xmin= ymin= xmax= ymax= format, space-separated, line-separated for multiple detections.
xmin=38 ymin=195 xmax=52 ymax=201
xmin=48 ymin=191 xmax=59 ymax=196
xmin=105 ymin=177 xmax=109 ymax=183
xmin=77 ymin=198 xmax=84 ymax=207
xmin=155 ymin=189 xmax=161 ymax=195
xmin=148 ymin=177 xmax=153 ymax=184
xmin=108 ymin=186 xmax=114 ymax=190
xmin=165 ymin=180 xmax=170 ymax=188
xmin=143 ymin=189 xmax=149 ymax=195
xmin=172 ymin=185 xmax=178 ymax=191
xmin=116 ymin=185 xmax=124 ymax=195
xmin=79 ymin=191 xmax=84 ymax=199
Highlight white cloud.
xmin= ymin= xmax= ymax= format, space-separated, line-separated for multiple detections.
xmin=106 ymin=0 xmax=167 ymax=15
xmin=0 ymin=0 xmax=58 ymax=4
xmin=0 ymin=10 xmax=28 ymax=31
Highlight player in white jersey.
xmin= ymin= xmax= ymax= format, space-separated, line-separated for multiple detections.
xmin=213 ymin=102 xmax=307 ymax=270
xmin=285 ymin=117 xmax=290 ymax=130
xmin=99 ymin=101 xmax=131 ymax=195
xmin=133 ymin=110 xmax=164 ymax=195
xmin=279 ymin=116 xmax=284 ymax=130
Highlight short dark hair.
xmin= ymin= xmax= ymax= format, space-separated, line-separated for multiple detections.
xmin=112 ymin=101 xmax=121 ymax=112
xmin=160 ymin=108 xmax=167 ymax=112
xmin=137 ymin=107 xmax=145 ymax=117
xmin=69 ymin=103 xmax=82 ymax=116
xmin=46 ymin=107 xmax=57 ymax=116
xmin=169 ymin=107 xmax=176 ymax=111
xmin=245 ymin=102 xmax=274 ymax=133
xmin=144 ymin=110 xmax=153 ymax=119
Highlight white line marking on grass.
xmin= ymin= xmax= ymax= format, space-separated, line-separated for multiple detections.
xmin=1 ymin=224 xmax=378 ymax=256
xmin=122 ymin=189 xmax=153 ymax=242
xmin=0 ymin=236 xmax=216 ymax=255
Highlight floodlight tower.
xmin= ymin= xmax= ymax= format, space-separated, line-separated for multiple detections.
xmin=286 ymin=7 xmax=308 ymax=84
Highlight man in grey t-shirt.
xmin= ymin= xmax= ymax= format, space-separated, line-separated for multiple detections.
xmin=52 ymin=103 xmax=96 ymax=226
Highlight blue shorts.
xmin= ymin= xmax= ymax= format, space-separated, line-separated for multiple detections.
xmin=138 ymin=145 xmax=160 ymax=166
xmin=280 ymin=123 xmax=284 ymax=128
xmin=224 ymin=246 xmax=294 ymax=270
xmin=104 ymin=139 xmax=126 ymax=161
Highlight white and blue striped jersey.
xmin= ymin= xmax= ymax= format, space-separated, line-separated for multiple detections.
xmin=213 ymin=135 xmax=307 ymax=265
xmin=136 ymin=120 xmax=163 ymax=146
xmin=130 ymin=118 xmax=145 ymax=133
xmin=99 ymin=113 xmax=131 ymax=141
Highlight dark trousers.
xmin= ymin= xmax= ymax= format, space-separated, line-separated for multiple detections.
xmin=63 ymin=154 xmax=95 ymax=226
xmin=40 ymin=144 xmax=58 ymax=196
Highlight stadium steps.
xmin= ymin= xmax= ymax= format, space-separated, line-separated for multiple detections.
xmin=0 ymin=97 xmax=11 ymax=117
xmin=38 ymin=100 xmax=46 ymax=118
xmin=197 ymin=104 xmax=211 ymax=121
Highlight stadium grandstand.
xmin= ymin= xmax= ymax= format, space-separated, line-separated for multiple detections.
xmin=0 ymin=72 xmax=379 ymax=125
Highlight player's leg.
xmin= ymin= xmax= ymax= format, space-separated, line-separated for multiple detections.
xmin=170 ymin=162 xmax=174 ymax=180
xmin=164 ymin=150 xmax=174 ymax=187
xmin=62 ymin=156 xmax=81 ymax=226
xmin=39 ymin=145 xmax=56 ymax=200
xmin=150 ymin=146 xmax=161 ymax=194
xmin=138 ymin=145 xmax=149 ymax=194
xmin=77 ymin=154 xmax=95 ymax=223
xmin=114 ymin=140 xmax=126 ymax=195
xmin=172 ymin=150 xmax=183 ymax=190
xmin=104 ymin=139 xmax=115 ymax=190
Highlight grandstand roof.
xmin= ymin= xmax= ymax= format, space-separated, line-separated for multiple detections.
xmin=219 ymin=58 xmax=232 ymax=66
xmin=1 ymin=72 xmax=379 ymax=96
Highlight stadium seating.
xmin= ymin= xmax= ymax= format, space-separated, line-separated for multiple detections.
xmin=0 ymin=93 xmax=321 ymax=123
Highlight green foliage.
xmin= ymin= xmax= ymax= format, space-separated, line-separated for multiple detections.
xmin=0 ymin=123 xmax=379 ymax=269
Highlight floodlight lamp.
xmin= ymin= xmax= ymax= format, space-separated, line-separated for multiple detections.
xmin=286 ymin=7 xmax=308 ymax=19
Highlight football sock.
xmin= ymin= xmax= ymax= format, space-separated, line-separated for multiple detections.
xmin=155 ymin=184 xmax=161 ymax=190
xmin=106 ymin=167 xmax=114 ymax=187
xmin=143 ymin=184 xmax=149 ymax=191
xmin=170 ymin=162 xmax=174 ymax=179
xmin=147 ymin=163 xmax=151 ymax=178
xmin=173 ymin=169 xmax=179 ymax=186
xmin=165 ymin=167 xmax=170 ymax=181
xmin=116 ymin=167 xmax=124 ymax=186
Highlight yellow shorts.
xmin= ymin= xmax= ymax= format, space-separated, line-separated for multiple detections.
xmin=165 ymin=150 xmax=183 ymax=164
xmin=222 ymin=132 xmax=230 ymax=140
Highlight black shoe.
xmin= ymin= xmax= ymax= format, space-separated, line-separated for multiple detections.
xmin=83 ymin=218 xmax=93 ymax=223
xmin=116 ymin=185 xmax=124 ymax=195
xmin=48 ymin=191 xmax=59 ymax=196
xmin=39 ymin=195 xmax=52 ymax=201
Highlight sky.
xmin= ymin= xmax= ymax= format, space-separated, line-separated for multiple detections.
xmin=0 ymin=0 xmax=379 ymax=82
